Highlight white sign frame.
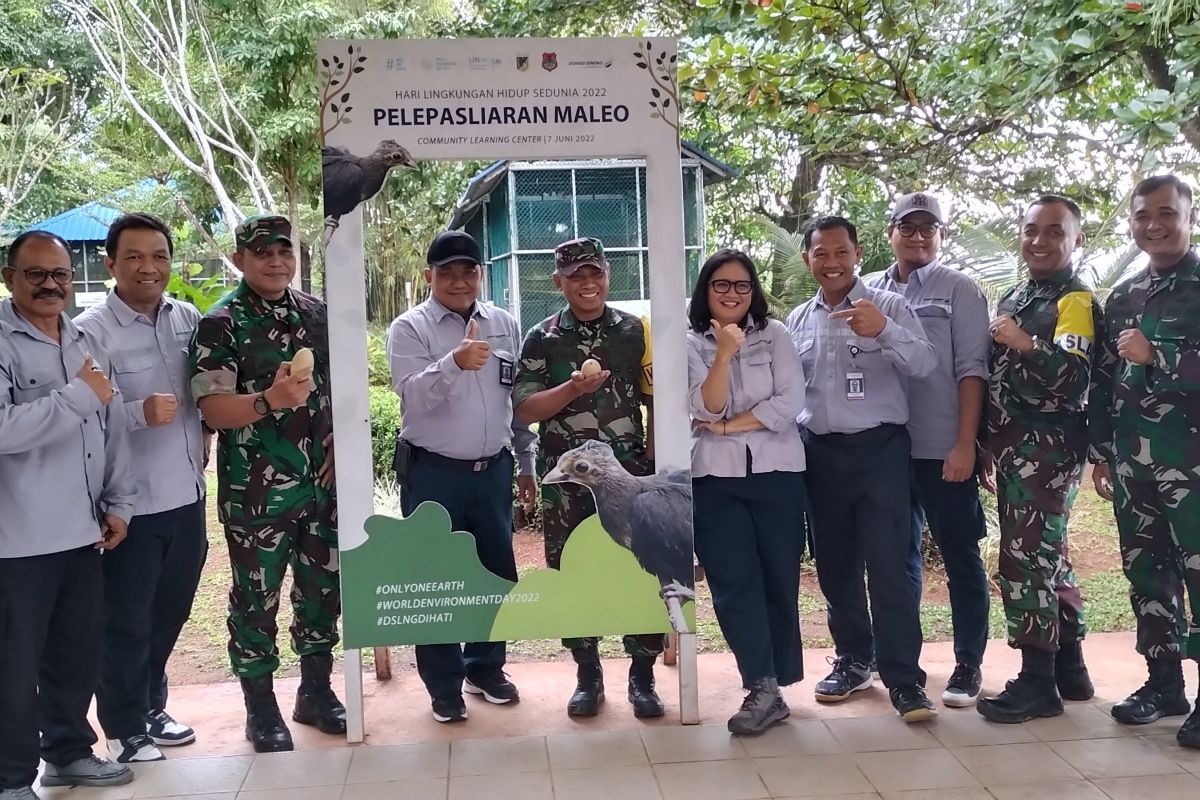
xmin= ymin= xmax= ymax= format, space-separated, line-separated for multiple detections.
xmin=318 ymin=37 xmax=697 ymax=741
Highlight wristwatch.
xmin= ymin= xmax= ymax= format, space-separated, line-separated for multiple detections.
xmin=253 ymin=392 xmax=274 ymax=416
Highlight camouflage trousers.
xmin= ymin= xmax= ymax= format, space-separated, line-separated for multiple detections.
xmin=224 ymin=515 xmax=341 ymax=679
xmin=542 ymin=481 xmax=665 ymax=659
xmin=996 ymin=474 xmax=1086 ymax=652
xmin=1114 ymin=474 xmax=1200 ymax=661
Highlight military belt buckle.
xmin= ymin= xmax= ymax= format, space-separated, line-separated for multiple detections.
xmin=473 ymin=460 xmax=487 ymax=472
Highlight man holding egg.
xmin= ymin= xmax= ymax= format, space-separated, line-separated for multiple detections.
xmin=189 ymin=215 xmax=344 ymax=753
xmin=513 ymin=236 xmax=662 ymax=720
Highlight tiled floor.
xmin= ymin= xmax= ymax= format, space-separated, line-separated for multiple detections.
xmin=32 ymin=702 xmax=1200 ymax=799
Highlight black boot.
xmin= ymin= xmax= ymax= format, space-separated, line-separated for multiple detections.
xmin=293 ymin=654 xmax=347 ymax=735
xmin=1112 ymin=657 xmax=1191 ymax=725
xmin=628 ymin=656 xmax=665 ymax=719
xmin=977 ymin=647 xmax=1063 ymax=724
xmin=1055 ymin=640 xmax=1095 ymax=701
xmin=1180 ymin=667 xmax=1200 ymax=749
xmin=240 ymin=676 xmax=294 ymax=753
xmin=567 ymin=647 xmax=604 ymax=717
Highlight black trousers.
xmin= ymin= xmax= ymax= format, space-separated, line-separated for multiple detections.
xmin=0 ymin=545 xmax=103 ymax=790
xmin=693 ymin=469 xmax=808 ymax=688
xmin=97 ymin=498 xmax=208 ymax=739
xmin=804 ymin=424 xmax=926 ymax=688
xmin=400 ymin=448 xmax=517 ymax=700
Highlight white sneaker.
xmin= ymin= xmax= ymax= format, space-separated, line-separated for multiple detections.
xmin=145 ymin=709 xmax=196 ymax=746
xmin=107 ymin=734 xmax=165 ymax=763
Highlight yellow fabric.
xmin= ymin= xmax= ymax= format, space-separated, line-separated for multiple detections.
xmin=1054 ymin=291 xmax=1095 ymax=357
xmin=640 ymin=316 xmax=654 ymax=395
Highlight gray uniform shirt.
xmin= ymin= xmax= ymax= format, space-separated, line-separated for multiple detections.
xmin=76 ymin=292 xmax=207 ymax=516
xmin=387 ymin=298 xmax=537 ymax=474
xmin=864 ymin=260 xmax=990 ymax=459
xmin=688 ymin=317 xmax=807 ymax=478
xmin=785 ymin=278 xmax=936 ymax=435
xmin=0 ymin=299 xmax=136 ymax=558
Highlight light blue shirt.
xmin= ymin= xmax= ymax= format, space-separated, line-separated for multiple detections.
xmin=785 ymin=278 xmax=936 ymax=436
xmin=75 ymin=292 xmax=207 ymax=516
xmin=387 ymin=298 xmax=537 ymax=474
xmin=864 ymin=260 xmax=990 ymax=459
xmin=0 ymin=299 xmax=136 ymax=558
xmin=688 ymin=317 xmax=807 ymax=478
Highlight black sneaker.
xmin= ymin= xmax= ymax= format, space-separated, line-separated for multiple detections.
xmin=890 ymin=685 xmax=938 ymax=722
xmin=942 ymin=663 xmax=982 ymax=708
xmin=106 ymin=734 xmax=165 ymax=764
xmin=464 ymin=671 xmax=520 ymax=705
xmin=431 ymin=694 xmax=469 ymax=723
xmin=145 ymin=709 xmax=196 ymax=746
xmin=814 ymin=655 xmax=873 ymax=703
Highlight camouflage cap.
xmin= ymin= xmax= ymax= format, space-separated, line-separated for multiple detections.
xmin=890 ymin=192 xmax=945 ymax=224
xmin=554 ymin=237 xmax=609 ymax=276
xmin=235 ymin=214 xmax=294 ymax=251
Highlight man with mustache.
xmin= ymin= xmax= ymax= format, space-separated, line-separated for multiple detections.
xmin=1 ymin=230 xmax=137 ymax=799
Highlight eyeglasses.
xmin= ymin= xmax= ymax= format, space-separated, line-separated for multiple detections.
xmin=896 ymin=222 xmax=943 ymax=239
xmin=709 ymin=279 xmax=753 ymax=295
xmin=20 ymin=268 xmax=75 ymax=286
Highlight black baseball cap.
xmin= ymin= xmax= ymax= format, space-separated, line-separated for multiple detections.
xmin=427 ymin=230 xmax=482 ymax=267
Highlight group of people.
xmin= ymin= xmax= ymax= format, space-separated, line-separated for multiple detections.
xmin=1 ymin=172 xmax=1197 ymax=799
xmin=1 ymin=213 xmax=345 ymax=800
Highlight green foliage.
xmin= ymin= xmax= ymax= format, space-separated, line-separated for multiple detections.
xmin=368 ymin=384 xmax=401 ymax=479
xmin=366 ymin=327 xmax=391 ymax=388
xmin=166 ymin=266 xmax=232 ymax=314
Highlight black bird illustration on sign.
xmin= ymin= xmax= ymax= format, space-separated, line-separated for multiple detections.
xmin=321 ymin=139 xmax=418 ymax=245
xmin=542 ymin=440 xmax=695 ymax=630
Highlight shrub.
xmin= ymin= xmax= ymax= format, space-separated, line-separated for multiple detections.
xmin=369 ymin=385 xmax=401 ymax=479
xmin=367 ymin=328 xmax=391 ymax=387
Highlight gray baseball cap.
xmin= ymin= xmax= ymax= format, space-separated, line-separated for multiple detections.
xmin=890 ymin=192 xmax=945 ymax=224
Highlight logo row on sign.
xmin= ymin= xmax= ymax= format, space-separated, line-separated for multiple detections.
xmin=382 ymin=54 xmax=614 ymax=73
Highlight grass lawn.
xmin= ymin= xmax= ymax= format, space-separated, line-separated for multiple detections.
xmin=166 ymin=468 xmax=1130 ymax=683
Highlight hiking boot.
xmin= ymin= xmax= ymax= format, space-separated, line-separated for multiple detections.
xmin=1055 ymin=641 xmax=1095 ymax=701
xmin=978 ymin=647 xmax=1062 ymax=724
xmin=1112 ymin=657 xmax=1191 ymax=725
xmin=814 ymin=655 xmax=873 ymax=703
xmin=106 ymin=733 xmax=165 ymax=763
xmin=942 ymin=663 xmax=983 ymax=708
xmin=890 ymin=684 xmax=937 ymax=722
xmin=628 ymin=656 xmax=665 ymax=719
xmin=1178 ymin=702 xmax=1200 ymax=749
xmin=568 ymin=647 xmax=605 ymax=717
xmin=293 ymin=653 xmax=347 ymax=735
xmin=40 ymin=756 xmax=132 ymax=788
xmin=465 ymin=670 xmax=520 ymax=704
xmin=727 ymin=677 xmax=790 ymax=736
xmin=431 ymin=694 xmax=468 ymax=723
xmin=241 ymin=675 xmax=294 ymax=752
xmin=145 ymin=709 xmax=196 ymax=746
xmin=0 ymin=787 xmax=43 ymax=800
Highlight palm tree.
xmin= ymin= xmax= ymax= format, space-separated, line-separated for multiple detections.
xmin=759 ymin=218 xmax=894 ymax=316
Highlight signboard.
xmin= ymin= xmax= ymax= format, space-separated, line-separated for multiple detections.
xmin=318 ymin=37 xmax=698 ymax=737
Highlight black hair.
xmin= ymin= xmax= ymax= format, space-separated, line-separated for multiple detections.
xmin=803 ymin=215 xmax=859 ymax=250
xmin=5 ymin=230 xmax=71 ymax=267
xmin=1133 ymin=174 xmax=1194 ymax=205
xmin=105 ymin=212 xmax=174 ymax=259
xmin=687 ymin=248 xmax=770 ymax=333
xmin=1029 ymin=194 xmax=1083 ymax=224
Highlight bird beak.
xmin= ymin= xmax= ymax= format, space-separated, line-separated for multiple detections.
xmin=542 ymin=464 xmax=570 ymax=485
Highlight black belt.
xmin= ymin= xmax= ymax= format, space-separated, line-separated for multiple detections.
xmin=802 ymin=422 xmax=904 ymax=446
xmin=412 ymin=445 xmax=506 ymax=472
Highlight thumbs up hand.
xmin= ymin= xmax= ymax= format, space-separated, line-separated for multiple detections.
xmin=453 ymin=317 xmax=491 ymax=371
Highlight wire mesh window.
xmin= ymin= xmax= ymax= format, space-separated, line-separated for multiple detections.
xmin=514 ymin=171 xmax=572 ymax=250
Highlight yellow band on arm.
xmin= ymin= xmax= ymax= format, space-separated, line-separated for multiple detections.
xmin=640 ymin=316 xmax=654 ymax=396
xmin=1054 ymin=291 xmax=1095 ymax=358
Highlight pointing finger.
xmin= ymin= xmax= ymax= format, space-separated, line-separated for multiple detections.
xmin=828 ymin=309 xmax=856 ymax=320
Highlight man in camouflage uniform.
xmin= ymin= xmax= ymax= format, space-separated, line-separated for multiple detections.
xmin=513 ymin=236 xmax=663 ymax=719
xmin=189 ymin=215 xmax=344 ymax=753
xmin=975 ymin=195 xmax=1101 ymax=724
xmin=1090 ymin=174 xmax=1200 ymax=747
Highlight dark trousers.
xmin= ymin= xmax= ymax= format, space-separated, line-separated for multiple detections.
xmin=0 ymin=546 xmax=103 ymax=790
xmin=805 ymin=425 xmax=926 ymax=688
xmin=908 ymin=459 xmax=990 ymax=667
xmin=97 ymin=498 xmax=208 ymax=738
xmin=400 ymin=448 xmax=517 ymax=700
xmin=693 ymin=470 xmax=808 ymax=688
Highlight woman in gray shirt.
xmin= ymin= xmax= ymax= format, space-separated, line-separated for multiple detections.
xmin=687 ymin=249 xmax=809 ymax=736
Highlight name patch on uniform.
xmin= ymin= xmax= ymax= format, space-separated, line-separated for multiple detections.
xmin=846 ymin=371 xmax=865 ymax=400
xmin=498 ymin=357 xmax=515 ymax=387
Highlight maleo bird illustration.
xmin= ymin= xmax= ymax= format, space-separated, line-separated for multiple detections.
xmin=542 ymin=440 xmax=695 ymax=619
xmin=321 ymin=139 xmax=417 ymax=245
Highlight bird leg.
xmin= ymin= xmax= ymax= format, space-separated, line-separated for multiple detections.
xmin=659 ymin=580 xmax=695 ymax=603
xmin=322 ymin=216 xmax=340 ymax=248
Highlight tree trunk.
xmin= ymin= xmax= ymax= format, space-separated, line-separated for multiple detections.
xmin=769 ymin=155 xmax=825 ymax=295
